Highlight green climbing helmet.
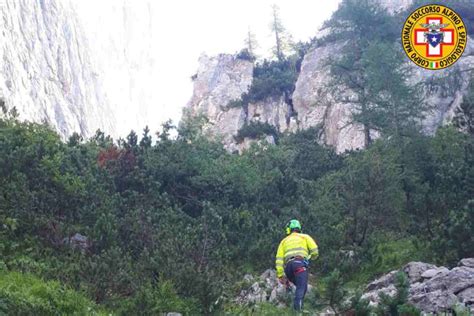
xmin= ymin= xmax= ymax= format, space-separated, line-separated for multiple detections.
xmin=286 ymin=219 xmax=302 ymax=235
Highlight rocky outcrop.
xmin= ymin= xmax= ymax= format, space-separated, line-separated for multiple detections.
xmin=235 ymin=269 xmax=313 ymax=307
xmin=292 ymin=32 xmax=474 ymax=153
xmin=185 ymin=54 xmax=252 ymax=148
xmin=248 ymin=96 xmax=297 ymax=133
xmin=185 ymin=54 xmax=295 ymax=151
xmin=235 ymin=270 xmax=286 ymax=306
xmin=233 ymin=135 xmax=276 ymax=154
xmin=362 ymin=259 xmax=474 ymax=314
xmin=292 ymin=41 xmax=368 ymax=153
xmin=185 ymin=0 xmax=474 ymax=153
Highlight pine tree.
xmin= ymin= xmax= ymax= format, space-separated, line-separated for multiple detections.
xmin=328 ymin=0 xmax=425 ymax=146
xmin=244 ymin=27 xmax=258 ymax=58
xmin=270 ymin=4 xmax=292 ymax=61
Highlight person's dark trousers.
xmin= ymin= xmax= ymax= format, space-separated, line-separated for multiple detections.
xmin=284 ymin=259 xmax=308 ymax=311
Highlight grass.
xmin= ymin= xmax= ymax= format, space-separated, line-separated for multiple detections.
xmin=0 ymin=271 xmax=108 ymax=316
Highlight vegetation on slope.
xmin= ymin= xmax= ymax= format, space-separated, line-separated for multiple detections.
xmin=0 ymin=105 xmax=472 ymax=313
xmin=0 ymin=0 xmax=473 ymax=314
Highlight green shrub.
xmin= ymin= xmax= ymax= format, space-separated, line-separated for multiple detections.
xmin=349 ymin=291 xmax=372 ymax=316
xmin=236 ymin=49 xmax=256 ymax=62
xmin=376 ymin=272 xmax=420 ymax=316
xmin=234 ymin=122 xmax=279 ymax=143
xmin=229 ymin=58 xmax=298 ymax=108
xmin=118 ymin=281 xmax=200 ymax=315
xmin=223 ymin=302 xmax=295 ymax=316
xmin=0 ymin=271 xmax=106 ymax=315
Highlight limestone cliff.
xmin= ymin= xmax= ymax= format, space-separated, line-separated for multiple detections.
xmin=0 ymin=0 xmax=114 ymax=137
xmin=0 ymin=0 xmax=157 ymax=139
xmin=185 ymin=0 xmax=474 ymax=153
xmin=293 ymin=34 xmax=474 ymax=152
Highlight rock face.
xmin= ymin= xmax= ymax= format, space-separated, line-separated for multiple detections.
xmin=362 ymin=259 xmax=474 ymax=314
xmin=292 ymin=41 xmax=368 ymax=153
xmin=185 ymin=0 xmax=474 ymax=153
xmin=0 ymin=0 xmax=157 ymax=139
xmin=185 ymin=54 xmax=252 ymax=149
xmin=185 ymin=54 xmax=297 ymax=152
xmin=0 ymin=0 xmax=114 ymax=137
xmin=292 ymin=31 xmax=474 ymax=153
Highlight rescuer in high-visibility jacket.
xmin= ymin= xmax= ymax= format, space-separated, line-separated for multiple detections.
xmin=275 ymin=219 xmax=318 ymax=311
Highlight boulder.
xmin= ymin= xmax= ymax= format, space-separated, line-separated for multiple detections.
xmin=402 ymin=262 xmax=436 ymax=283
xmin=366 ymin=270 xmax=398 ymax=291
xmin=63 ymin=233 xmax=89 ymax=252
xmin=417 ymin=266 xmax=474 ymax=294
xmin=362 ymin=284 xmax=397 ymax=305
xmin=362 ymin=259 xmax=474 ymax=314
xmin=409 ymin=289 xmax=458 ymax=313
xmin=457 ymin=287 xmax=474 ymax=305
xmin=420 ymin=267 xmax=449 ymax=279
xmin=459 ymin=258 xmax=474 ymax=268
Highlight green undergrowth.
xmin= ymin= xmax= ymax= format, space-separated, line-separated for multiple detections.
xmin=348 ymin=237 xmax=430 ymax=288
xmin=0 ymin=271 xmax=108 ymax=316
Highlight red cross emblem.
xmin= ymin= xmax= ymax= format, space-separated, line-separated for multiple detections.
xmin=414 ymin=17 xmax=454 ymax=57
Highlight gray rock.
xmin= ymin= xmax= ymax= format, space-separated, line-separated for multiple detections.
xmin=236 ymin=269 xmax=313 ymax=307
xmin=243 ymin=274 xmax=254 ymax=283
xmin=425 ymin=266 xmax=474 ymax=294
xmin=403 ymin=262 xmax=437 ymax=283
xmin=0 ymin=0 xmax=159 ymax=139
xmin=363 ymin=259 xmax=474 ymax=313
xmin=457 ymin=287 xmax=474 ymax=305
xmin=184 ymin=53 xmax=252 ymax=150
xmin=165 ymin=313 xmax=182 ymax=316
xmin=248 ymin=97 xmax=296 ymax=133
xmin=235 ymin=135 xmax=275 ymax=154
xmin=366 ymin=270 xmax=398 ymax=291
xmin=459 ymin=258 xmax=474 ymax=268
xmin=421 ymin=267 xmax=449 ymax=279
xmin=409 ymin=289 xmax=458 ymax=313
xmin=362 ymin=284 xmax=397 ymax=305
xmin=64 ymin=233 xmax=89 ymax=252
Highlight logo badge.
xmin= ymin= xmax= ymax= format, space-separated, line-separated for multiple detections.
xmin=402 ymin=4 xmax=467 ymax=70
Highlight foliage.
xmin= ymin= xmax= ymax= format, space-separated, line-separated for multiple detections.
xmin=349 ymin=291 xmax=372 ymax=316
xmin=327 ymin=0 xmax=426 ymax=146
xmin=118 ymin=281 xmax=200 ymax=315
xmin=230 ymin=58 xmax=299 ymax=109
xmin=0 ymin=271 xmax=106 ymax=315
xmin=453 ymin=75 xmax=474 ymax=136
xmin=234 ymin=121 xmax=279 ymax=143
xmin=376 ymin=272 xmax=420 ymax=316
xmin=243 ymin=27 xmax=258 ymax=60
xmin=355 ymin=237 xmax=428 ymax=286
xmin=320 ymin=269 xmax=347 ymax=313
xmin=269 ymin=4 xmax=293 ymax=61
xmin=236 ymin=49 xmax=255 ymax=62
xmin=0 ymin=112 xmax=472 ymax=314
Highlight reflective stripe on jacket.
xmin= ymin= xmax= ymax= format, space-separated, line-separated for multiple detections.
xmin=275 ymin=232 xmax=318 ymax=278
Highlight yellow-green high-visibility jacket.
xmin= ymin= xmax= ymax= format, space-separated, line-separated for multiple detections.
xmin=275 ymin=232 xmax=318 ymax=277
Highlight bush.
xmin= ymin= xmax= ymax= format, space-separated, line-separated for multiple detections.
xmin=0 ymin=271 xmax=106 ymax=315
xmin=234 ymin=122 xmax=279 ymax=143
xmin=229 ymin=58 xmax=298 ymax=108
xmin=236 ymin=49 xmax=256 ymax=62
xmin=118 ymin=281 xmax=200 ymax=315
xmin=376 ymin=272 xmax=420 ymax=316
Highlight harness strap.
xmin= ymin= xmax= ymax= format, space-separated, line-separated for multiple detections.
xmin=295 ymin=267 xmax=306 ymax=274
